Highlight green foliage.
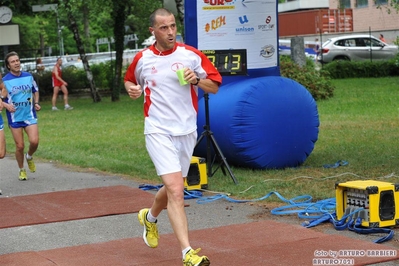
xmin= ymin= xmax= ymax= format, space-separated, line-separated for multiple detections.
xmin=323 ymin=59 xmax=399 ymax=79
xmin=33 ymin=71 xmax=53 ymax=96
xmin=33 ymin=68 xmax=86 ymax=97
xmin=0 ymin=0 xmax=164 ymax=56
xmin=279 ymin=56 xmax=335 ymax=100
xmin=34 ymin=62 xmax=122 ymax=97
xmin=91 ymin=61 xmax=114 ymax=89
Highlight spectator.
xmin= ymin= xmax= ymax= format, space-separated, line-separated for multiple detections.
xmin=36 ymin=58 xmax=45 ymax=75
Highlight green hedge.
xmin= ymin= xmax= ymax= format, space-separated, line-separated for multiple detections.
xmin=322 ymin=58 xmax=399 ymax=79
xmin=33 ymin=61 xmax=121 ymax=97
xmin=279 ymin=55 xmax=335 ymax=100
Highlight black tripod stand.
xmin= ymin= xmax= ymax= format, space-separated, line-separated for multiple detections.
xmin=195 ymin=93 xmax=238 ymax=184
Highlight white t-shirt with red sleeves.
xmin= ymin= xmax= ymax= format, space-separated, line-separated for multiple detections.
xmin=125 ymin=43 xmax=222 ymax=136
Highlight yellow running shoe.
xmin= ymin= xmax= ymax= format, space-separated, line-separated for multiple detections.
xmin=19 ymin=169 xmax=27 ymax=181
xmin=137 ymin=208 xmax=159 ymax=248
xmin=183 ymin=248 xmax=210 ymax=266
xmin=26 ymin=154 xmax=36 ymax=173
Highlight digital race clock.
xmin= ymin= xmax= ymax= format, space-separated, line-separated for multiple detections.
xmin=202 ymin=49 xmax=247 ymax=76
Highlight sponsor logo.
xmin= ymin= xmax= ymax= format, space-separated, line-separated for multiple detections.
xmin=203 ymin=0 xmax=236 ymax=10
xmin=10 ymin=84 xmax=32 ymax=96
xmin=236 ymin=26 xmax=255 ymax=33
xmin=258 ymin=15 xmax=275 ymax=31
xmin=236 ymin=14 xmax=254 ymax=35
xmin=238 ymin=15 xmax=249 ymax=25
xmin=259 ymin=45 xmax=275 ymax=58
xmin=205 ymin=16 xmax=227 ymax=32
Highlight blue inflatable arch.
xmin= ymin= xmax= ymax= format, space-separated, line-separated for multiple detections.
xmin=194 ymin=76 xmax=319 ymax=169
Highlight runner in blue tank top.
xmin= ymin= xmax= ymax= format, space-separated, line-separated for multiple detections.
xmin=2 ymin=51 xmax=41 ymax=180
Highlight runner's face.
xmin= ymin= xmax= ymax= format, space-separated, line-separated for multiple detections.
xmin=7 ymin=55 xmax=21 ymax=74
xmin=151 ymin=14 xmax=176 ymax=51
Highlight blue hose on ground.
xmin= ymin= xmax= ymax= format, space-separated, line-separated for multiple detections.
xmin=138 ymin=184 xmax=394 ymax=243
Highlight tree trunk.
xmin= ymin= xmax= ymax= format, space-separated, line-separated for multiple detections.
xmin=175 ymin=0 xmax=184 ymax=27
xmin=64 ymin=0 xmax=101 ymax=103
xmin=111 ymin=0 xmax=127 ymax=102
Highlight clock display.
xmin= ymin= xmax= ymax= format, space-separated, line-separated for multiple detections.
xmin=0 ymin=6 xmax=12 ymax=24
xmin=202 ymin=49 xmax=247 ymax=76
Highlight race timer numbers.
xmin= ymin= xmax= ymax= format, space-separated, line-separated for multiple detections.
xmin=202 ymin=49 xmax=247 ymax=76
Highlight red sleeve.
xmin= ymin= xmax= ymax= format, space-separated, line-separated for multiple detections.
xmin=124 ymin=51 xmax=143 ymax=84
xmin=199 ymin=51 xmax=222 ymax=85
xmin=183 ymin=44 xmax=222 ymax=85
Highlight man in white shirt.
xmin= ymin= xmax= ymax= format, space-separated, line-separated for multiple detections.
xmin=124 ymin=8 xmax=221 ymax=266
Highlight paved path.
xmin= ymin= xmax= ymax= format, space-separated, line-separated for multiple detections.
xmin=1 ymin=155 xmax=398 ymax=265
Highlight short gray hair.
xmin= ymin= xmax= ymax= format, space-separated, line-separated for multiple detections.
xmin=149 ymin=8 xmax=173 ymax=27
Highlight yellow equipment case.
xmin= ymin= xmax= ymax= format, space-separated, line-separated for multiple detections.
xmin=184 ymin=156 xmax=208 ymax=190
xmin=335 ymin=180 xmax=399 ymax=228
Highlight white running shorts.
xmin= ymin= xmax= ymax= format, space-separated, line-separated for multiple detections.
xmin=146 ymin=131 xmax=197 ymax=177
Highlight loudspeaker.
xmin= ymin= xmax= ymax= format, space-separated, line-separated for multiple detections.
xmin=335 ymin=180 xmax=399 ymax=228
xmin=185 ymin=156 xmax=208 ymax=190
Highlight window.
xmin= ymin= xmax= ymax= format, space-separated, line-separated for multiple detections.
xmin=370 ymin=38 xmax=383 ymax=47
xmin=339 ymin=0 xmax=351 ymax=8
xmin=375 ymin=0 xmax=388 ymax=4
xmin=335 ymin=38 xmax=356 ymax=47
xmin=355 ymin=38 xmax=367 ymax=47
xmin=356 ymin=0 xmax=368 ymax=7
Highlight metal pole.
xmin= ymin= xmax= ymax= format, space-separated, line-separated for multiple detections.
xmin=369 ymin=27 xmax=372 ymax=62
xmin=32 ymin=4 xmax=59 ymax=56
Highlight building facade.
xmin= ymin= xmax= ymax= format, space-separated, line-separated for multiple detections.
xmin=279 ymin=0 xmax=399 ymax=43
xmin=328 ymin=0 xmax=399 ymax=32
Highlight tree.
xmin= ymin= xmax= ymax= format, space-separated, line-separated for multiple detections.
xmin=109 ymin=0 xmax=163 ymax=101
xmin=63 ymin=0 xmax=101 ymax=102
xmin=110 ymin=0 xmax=127 ymax=102
xmin=175 ymin=0 xmax=184 ymax=26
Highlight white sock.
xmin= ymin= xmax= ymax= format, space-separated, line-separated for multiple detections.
xmin=182 ymin=247 xmax=192 ymax=259
xmin=146 ymin=209 xmax=157 ymax=223
xmin=26 ymin=153 xmax=32 ymax=160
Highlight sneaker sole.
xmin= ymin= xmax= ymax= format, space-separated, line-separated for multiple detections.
xmin=138 ymin=210 xmax=155 ymax=248
xmin=199 ymin=259 xmax=210 ymax=266
xmin=186 ymin=258 xmax=210 ymax=266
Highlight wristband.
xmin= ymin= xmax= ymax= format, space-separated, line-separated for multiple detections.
xmin=193 ymin=77 xmax=200 ymax=86
xmin=35 ymin=102 xmax=40 ymax=105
